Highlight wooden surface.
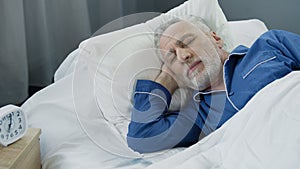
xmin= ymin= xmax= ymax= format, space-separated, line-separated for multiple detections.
xmin=0 ymin=128 xmax=41 ymax=169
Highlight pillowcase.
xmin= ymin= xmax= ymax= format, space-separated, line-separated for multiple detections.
xmin=78 ymin=0 xmax=234 ymax=137
xmin=228 ymin=19 xmax=268 ymax=48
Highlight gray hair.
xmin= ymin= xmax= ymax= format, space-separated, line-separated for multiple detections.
xmin=153 ymin=15 xmax=211 ymax=58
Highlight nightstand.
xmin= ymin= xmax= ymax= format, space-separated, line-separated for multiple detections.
xmin=0 ymin=128 xmax=41 ymax=169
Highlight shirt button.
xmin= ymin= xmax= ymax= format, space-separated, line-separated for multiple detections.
xmin=229 ymin=91 xmax=234 ymax=96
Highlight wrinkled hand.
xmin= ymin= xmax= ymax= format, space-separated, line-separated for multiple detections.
xmin=155 ymin=64 xmax=186 ymax=94
xmin=161 ymin=64 xmax=188 ymax=88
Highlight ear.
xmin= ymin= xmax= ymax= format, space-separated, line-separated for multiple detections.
xmin=210 ymin=31 xmax=224 ymax=49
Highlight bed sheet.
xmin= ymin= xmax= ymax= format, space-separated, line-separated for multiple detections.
xmin=21 ymin=19 xmax=269 ymax=169
xmin=146 ymin=71 xmax=300 ymax=169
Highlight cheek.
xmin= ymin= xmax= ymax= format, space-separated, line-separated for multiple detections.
xmin=193 ymin=38 xmax=217 ymax=54
xmin=197 ymin=62 xmax=205 ymax=73
xmin=170 ymin=63 xmax=187 ymax=75
xmin=190 ymin=46 xmax=207 ymax=58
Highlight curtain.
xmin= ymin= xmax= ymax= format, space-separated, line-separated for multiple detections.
xmin=0 ymin=0 xmax=186 ymax=107
xmin=0 ymin=0 xmax=28 ymax=106
xmin=0 ymin=0 xmax=124 ymax=106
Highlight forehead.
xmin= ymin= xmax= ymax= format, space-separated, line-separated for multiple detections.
xmin=161 ymin=21 xmax=199 ymax=39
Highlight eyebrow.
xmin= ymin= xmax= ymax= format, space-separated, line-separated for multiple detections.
xmin=176 ymin=33 xmax=194 ymax=46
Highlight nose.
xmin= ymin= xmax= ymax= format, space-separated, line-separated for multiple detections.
xmin=176 ymin=48 xmax=192 ymax=62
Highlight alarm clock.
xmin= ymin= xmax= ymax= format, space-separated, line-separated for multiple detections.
xmin=0 ymin=104 xmax=28 ymax=146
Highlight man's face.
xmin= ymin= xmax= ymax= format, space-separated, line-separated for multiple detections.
xmin=158 ymin=21 xmax=223 ymax=90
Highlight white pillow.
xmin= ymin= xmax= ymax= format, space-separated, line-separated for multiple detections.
xmin=228 ymin=19 xmax=268 ymax=48
xmin=78 ymin=0 xmax=234 ymax=128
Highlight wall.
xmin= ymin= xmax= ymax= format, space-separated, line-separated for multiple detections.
xmin=219 ymin=0 xmax=300 ymax=34
xmin=89 ymin=0 xmax=188 ymax=36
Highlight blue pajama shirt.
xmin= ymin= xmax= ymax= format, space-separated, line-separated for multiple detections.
xmin=127 ymin=30 xmax=300 ymax=153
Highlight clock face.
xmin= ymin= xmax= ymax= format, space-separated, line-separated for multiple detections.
xmin=0 ymin=110 xmax=26 ymax=144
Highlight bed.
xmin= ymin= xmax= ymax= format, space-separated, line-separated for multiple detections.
xmin=21 ymin=0 xmax=300 ymax=168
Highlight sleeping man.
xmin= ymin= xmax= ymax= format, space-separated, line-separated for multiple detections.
xmin=126 ymin=15 xmax=300 ymax=153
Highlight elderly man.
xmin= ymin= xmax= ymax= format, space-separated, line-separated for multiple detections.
xmin=127 ymin=15 xmax=300 ymax=153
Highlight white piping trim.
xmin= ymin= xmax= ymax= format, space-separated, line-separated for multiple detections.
xmin=243 ymin=56 xmax=277 ymax=79
xmin=223 ymin=59 xmax=240 ymax=112
xmin=193 ymin=90 xmax=225 ymax=102
xmin=221 ymin=50 xmax=247 ymax=111
xmin=227 ymin=93 xmax=240 ymax=111
xmin=197 ymin=90 xmax=226 ymax=95
xmin=193 ymin=93 xmax=201 ymax=102
xmin=229 ymin=52 xmax=247 ymax=56
xmin=134 ymin=91 xmax=169 ymax=109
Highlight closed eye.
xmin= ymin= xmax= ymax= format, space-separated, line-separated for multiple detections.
xmin=185 ymin=37 xmax=195 ymax=45
xmin=176 ymin=34 xmax=195 ymax=48
xmin=177 ymin=41 xmax=188 ymax=48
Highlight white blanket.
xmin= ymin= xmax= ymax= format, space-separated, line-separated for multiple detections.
xmin=146 ymin=72 xmax=300 ymax=169
xmin=22 ymin=51 xmax=185 ymax=169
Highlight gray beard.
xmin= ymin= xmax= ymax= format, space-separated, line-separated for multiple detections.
xmin=186 ymin=56 xmax=222 ymax=91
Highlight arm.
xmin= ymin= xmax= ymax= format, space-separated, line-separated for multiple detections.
xmin=127 ymin=79 xmax=201 ymax=153
xmin=259 ymin=30 xmax=300 ymax=68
